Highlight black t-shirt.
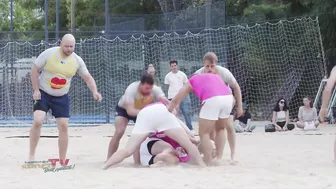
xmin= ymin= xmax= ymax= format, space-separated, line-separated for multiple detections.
xmin=237 ymin=112 xmax=251 ymax=124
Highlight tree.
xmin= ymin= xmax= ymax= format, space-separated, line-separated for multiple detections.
xmin=0 ymin=0 xmax=46 ymax=40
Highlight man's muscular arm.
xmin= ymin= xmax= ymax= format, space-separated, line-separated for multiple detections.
xmin=125 ymin=99 xmax=140 ymax=117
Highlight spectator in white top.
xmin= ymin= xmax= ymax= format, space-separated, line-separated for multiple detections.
xmin=296 ymin=96 xmax=319 ymax=130
xmin=164 ymin=60 xmax=193 ymax=130
xmin=272 ymin=98 xmax=295 ymax=131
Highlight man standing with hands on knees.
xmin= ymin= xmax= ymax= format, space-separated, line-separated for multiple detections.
xmin=30 ymin=34 xmax=102 ymax=164
xmin=164 ymin=60 xmax=193 ymax=131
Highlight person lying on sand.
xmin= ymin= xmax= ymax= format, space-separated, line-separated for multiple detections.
xmin=138 ymin=119 xmax=198 ymax=168
xmin=103 ymin=102 xmax=205 ymax=169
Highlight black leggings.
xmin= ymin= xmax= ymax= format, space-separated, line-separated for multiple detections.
xmin=265 ymin=122 xmax=295 ymax=132
xmin=275 ymin=121 xmax=295 ymax=130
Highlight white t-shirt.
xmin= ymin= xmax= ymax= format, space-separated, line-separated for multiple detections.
xmin=194 ymin=65 xmax=236 ymax=86
xmin=164 ymin=71 xmax=188 ymax=99
xmin=298 ymin=106 xmax=318 ymax=122
xmin=275 ymin=111 xmax=286 ymax=122
xmin=34 ymin=47 xmax=89 ymax=96
xmin=117 ymin=81 xmax=165 ymax=109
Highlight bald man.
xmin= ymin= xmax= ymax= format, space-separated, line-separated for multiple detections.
xmin=30 ymin=34 xmax=102 ymax=163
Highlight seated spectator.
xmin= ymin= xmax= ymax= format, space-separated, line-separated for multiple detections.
xmin=271 ymin=98 xmax=295 ymax=131
xmin=296 ymin=96 xmax=319 ymax=130
xmin=234 ymin=103 xmax=256 ymax=132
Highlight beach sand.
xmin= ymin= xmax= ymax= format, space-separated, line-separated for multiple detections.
xmin=1 ymin=122 xmax=336 ymax=189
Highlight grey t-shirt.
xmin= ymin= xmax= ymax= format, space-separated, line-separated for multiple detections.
xmin=34 ymin=47 xmax=89 ymax=96
xmin=194 ymin=65 xmax=237 ymax=86
xmin=117 ymin=81 xmax=165 ymax=109
xmin=298 ymin=106 xmax=318 ymax=122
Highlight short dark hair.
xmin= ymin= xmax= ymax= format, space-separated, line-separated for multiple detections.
xmin=169 ymin=60 xmax=178 ymax=65
xmin=140 ymin=74 xmax=154 ymax=85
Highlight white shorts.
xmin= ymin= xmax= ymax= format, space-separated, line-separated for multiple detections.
xmin=199 ymin=95 xmax=234 ymax=120
xmin=131 ymin=103 xmax=181 ymax=134
xmin=140 ymin=138 xmax=162 ymax=166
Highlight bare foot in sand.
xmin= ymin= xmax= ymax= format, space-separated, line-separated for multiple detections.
xmin=211 ymin=159 xmax=223 ymax=166
xmin=229 ymin=159 xmax=238 ymax=165
xmin=28 ymin=155 xmax=34 ymax=161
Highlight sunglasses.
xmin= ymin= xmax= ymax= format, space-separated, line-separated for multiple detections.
xmin=280 ymin=101 xmax=285 ymax=104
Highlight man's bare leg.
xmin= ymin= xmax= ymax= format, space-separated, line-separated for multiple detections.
xmin=214 ymin=118 xmax=226 ymax=159
xmin=56 ymin=118 xmax=69 ymax=164
xmin=225 ymin=116 xmax=237 ymax=163
xmin=29 ymin=110 xmax=46 ymax=161
xmin=164 ymin=128 xmax=205 ymax=167
xmin=197 ymin=118 xmax=216 ymax=166
xmin=103 ymin=133 xmax=149 ymax=169
xmin=106 ymin=116 xmax=128 ymax=160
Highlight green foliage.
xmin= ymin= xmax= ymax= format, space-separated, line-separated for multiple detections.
xmin=0 ymin=0 xmax=335 ymax=54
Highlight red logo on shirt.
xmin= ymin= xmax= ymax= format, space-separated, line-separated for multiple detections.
xmin=50 ymin=77 xmax=67 ymax=89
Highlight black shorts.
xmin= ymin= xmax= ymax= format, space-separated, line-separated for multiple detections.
xmin=33 ymin=90 xmax=70 ymax=118
xmin=147 ymin=140 xmax=159 ymax=165
xmin=115 ymin=105 xmax=137 ymax=122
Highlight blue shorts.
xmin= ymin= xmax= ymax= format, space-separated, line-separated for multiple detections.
xmin=33 ymin=90 xmax=70 ymax=118
xmin=115 ymin=105 xmax=137 ymax=122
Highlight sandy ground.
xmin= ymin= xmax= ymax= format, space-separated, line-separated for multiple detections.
xmin=1 ymin=121 xmax=336 ymax=189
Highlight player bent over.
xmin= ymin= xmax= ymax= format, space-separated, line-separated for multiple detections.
xmin=168 ymin=73 xmax=234 ymax=166
xmin=194 ymin=52 xmax=242 ymax=163
xmin=106 ymin=74 xmax=169 ymax=162
xmin=103 ymin=102 xmax=205 ymax=169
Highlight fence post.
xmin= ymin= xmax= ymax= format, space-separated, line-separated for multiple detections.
xmin=71 ymin=0 xmax=76 ymax=34
xmin=205 ymin=0 xmax=212 ymax=28
xmin=105 ymin=0 xmax=109 ymax=38
xmin=44 ymin=0 xmax=48 ymax=44
xmin=10 ymin=0 xmax=13 ymax=41
xmin=56 ymin=0 xmax=59 ymax=41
